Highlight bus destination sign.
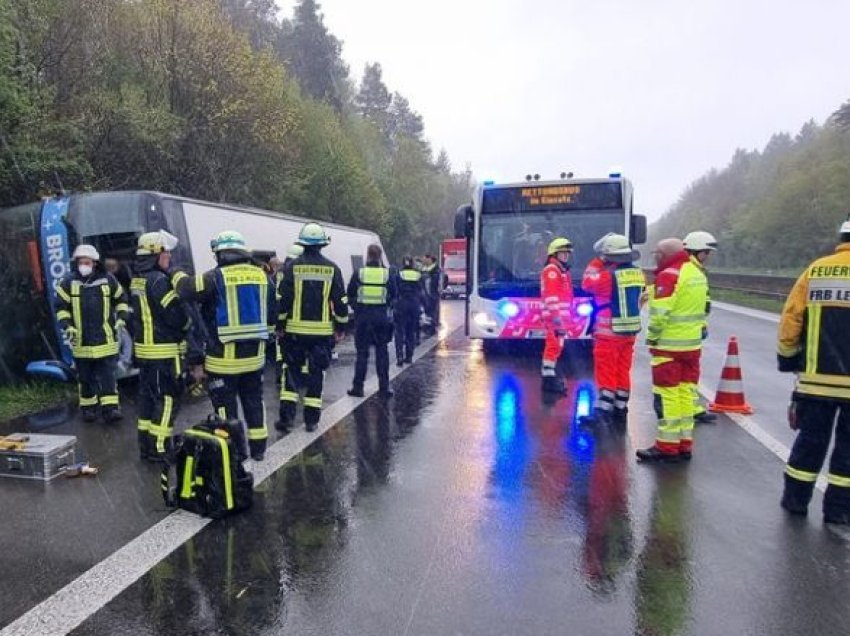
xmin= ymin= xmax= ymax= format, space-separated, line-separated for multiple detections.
xmin=482 ymin=182 xmax=623 ymax=213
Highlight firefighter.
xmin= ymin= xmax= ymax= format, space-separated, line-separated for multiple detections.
xmin=273 ymin=244 xmax=305 ymax=386
xmin=636 ymin=238 xmax=709 ymax=463
xmin=683 ymin=230 xmax=719 ymax=424
xmin=276 ymin=223 xmax=348 ymax=434
xmin=129 ymin=231 xmax=191 ymax=461
xmin=540 ymin=237 xmax=574 ymax=395
xmin=56 ymin=244 xmax=128 ymax=423
xmin=778 ymin=217 xmax=850 ymax=524
xmin=347 ymin=244 xmax=397 ymax=398
xmin=395 ymin=255 xmax=423 ymax=366
xmin=172 ymin=230 xmax=274 ymax=461
xmin=581 ymin=233 xmax=645 ymax=426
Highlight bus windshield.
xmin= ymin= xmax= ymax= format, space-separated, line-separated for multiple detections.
xmin=0 ymin=202 xmax=57 ymax=382
xmin=477 ymin=209 xmax=626 ymax=298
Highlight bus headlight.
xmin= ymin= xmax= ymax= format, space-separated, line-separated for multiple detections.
xmin=576 ymin=302 xmax=594 ymax=317
xmin=473 ymin=311 xmax=498 ymax=329
xmin=497 ymin=300 xmax=520 ymax=319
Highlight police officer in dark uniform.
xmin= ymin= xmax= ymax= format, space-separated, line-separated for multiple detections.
xmin=276 ymin=223 xmax=349 ymax=433
xmin=173 ymin=230 xmax=275 ymax=461
xmin=129 ymin=231 xmax=191 ymax=461
xmin=56 ymin=244 xmax=129 ymax=423
xmin=422 ymin=254 xmax=441 ymax=336
xmin=394 ymin=255 xmax=423 ymax=366
xmin=347 ymin=244 xmax=397 ymax=398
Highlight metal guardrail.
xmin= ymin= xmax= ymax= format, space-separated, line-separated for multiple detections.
xmin=643 ymin=270 xmax=795 ymax=300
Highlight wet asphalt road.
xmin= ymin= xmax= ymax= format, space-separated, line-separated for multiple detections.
xmin=4 ymin=302 xmax=850 ymax=635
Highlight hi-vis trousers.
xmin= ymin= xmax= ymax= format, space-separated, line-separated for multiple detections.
xmin=650 ymin=349 xmax=701 ymax=455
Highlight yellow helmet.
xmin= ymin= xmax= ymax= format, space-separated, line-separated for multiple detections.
xmin=547 ymin=237 xmax=573 ymax=256
xmin=137 ymin=230 xmax=179 ymax=256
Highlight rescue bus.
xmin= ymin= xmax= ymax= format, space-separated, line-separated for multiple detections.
xmin=0 ymin=191 xmax=384 ymax=383
xmin=455 ymin=173 xmax=646 ymax=345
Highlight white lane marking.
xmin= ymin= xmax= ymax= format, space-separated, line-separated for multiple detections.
xmin=1 ymin=328 xmax=458 ymax=636
xmin=698 ymin=383 xmax=826 ymax=493
xmin=713 ymin=301 xmax=780 ymax=324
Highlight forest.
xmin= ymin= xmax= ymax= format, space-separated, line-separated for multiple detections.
xmin=649 ymin=103 xmax=850 ymax=271
xmin=0 ymin=0 xmax=473 ymax=258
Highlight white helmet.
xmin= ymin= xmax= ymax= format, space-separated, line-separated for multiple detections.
xmin=840 ymin=216 xmax=850 ymax=236
xmin=137 ymin=230 xmax=179 ymax=256
xmin=297 ymin=223 xmax=330 ymax=246
xmin=72 ymin=244 xmax=100 ymax=261
xmin=594 ymin=233 xmax=638 ymax=263
xmin=286 ymin=244 xmax=304 ymax=260
xmin=683 ymin=230 xmax=718 ymax=252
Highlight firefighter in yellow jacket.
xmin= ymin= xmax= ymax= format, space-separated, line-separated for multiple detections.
xmin=56 ymin=244 xmax=129 ymax=423
xmin=778 ymin=217 xmax=850 ymax=524
xmin=173 ymin=231 xmax=275 ymax=461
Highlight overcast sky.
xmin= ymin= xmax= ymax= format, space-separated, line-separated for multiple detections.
xmin=280 ymin=0 xmax=850 ymax=221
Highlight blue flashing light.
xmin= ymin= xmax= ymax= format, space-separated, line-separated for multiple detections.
xmin=575 ymin=384 xmax=593 ymax=419
xmin=576 ymin=301 xmax=594 ymax=318
xmin=483 ymin=180 xmax=495 ymax=186
xmin=498 ymin=300 xmax=520 ymax=319
xmin=609 ymin=172 xmax=622 ymax=179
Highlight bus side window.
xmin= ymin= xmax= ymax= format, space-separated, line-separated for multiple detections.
xmin=160 ymin=198 xmax=193 ymax=273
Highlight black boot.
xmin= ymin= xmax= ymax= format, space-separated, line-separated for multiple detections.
xmin=824 ymin=511 xmax=850 ymax=525
xmin=781 ymin=494 xmax=808 ymax=517
xmin=81 ymin=407 xmax=97 ymax=423
xmin=695 ymin=411 xmax=718 ymax=424
xmin=249 ymin=440 xmax=266 ymax=462
xmin=541 ymin=376 xmax=568 ymax=395
xmin=579 ymin=408 xmax=612 ymax=428
xmin=636 ymin=446 xmax=681 ymax=464
xmin=347 ymin=386 xmax=365 ymax=398
xmin=305 ymin=419 xmax=318 ymax=433
xmin=102 ymin=407 xmax=123 ymax=423
xmin=379 ymin=387 xmax=394 ymax=398
xmin=404 ymin=356 xmax=413 ymax=364
xmin=397 ymin=357 xmax=404 ymax=367
xmin=275 ymin=415 xmax=292 ymax=435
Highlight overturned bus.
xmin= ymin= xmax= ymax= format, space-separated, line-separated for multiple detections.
xmin=0 ymin=191 xmax=384 ymax=383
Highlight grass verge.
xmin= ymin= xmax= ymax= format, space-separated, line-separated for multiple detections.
xmin=712 ymin=288 xmax=784 ymax=314
xmin=0 ymin=381 xmax=73 ymax=422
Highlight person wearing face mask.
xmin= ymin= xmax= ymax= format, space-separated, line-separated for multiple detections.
xmin=55 ymin=244 xmax=129 ymax=423
xmin=130 ymin=231 xmax=191 ymax=462
xmin=540 ymin=237 xmax=574 ymax=395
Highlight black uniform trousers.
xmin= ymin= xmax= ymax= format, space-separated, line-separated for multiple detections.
xmin=784 ymin=397 xmax=850 ymax=518
xmin=207 ymin=369 xmax=265 ymax=457
xmin=280 ymin=334 xmax=333 ymax=427
xmin=76 ymin=356 xmax=119 ymax=413
xmin=353 ymin=308 xmax=391 ymax=391
xmin=137 ymin=357 xmax=182 ymax=456
xmin=394 ymin=299 xmax=419 ymax=362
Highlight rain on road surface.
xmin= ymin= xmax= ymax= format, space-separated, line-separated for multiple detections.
xmin=3 ymin=303 xmax=850 ymax=636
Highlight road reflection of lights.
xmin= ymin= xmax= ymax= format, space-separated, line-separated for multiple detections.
xmin=491 ymin=372 xmax=529 ymax=499
xmin=568 ymin=383 xmax=596 ymax=462
xmin=496 ymin=377 xmax=518 ymax=443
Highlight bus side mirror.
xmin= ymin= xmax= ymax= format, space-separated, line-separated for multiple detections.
xmin=455 ymin=204 xmax=473 ymax=238
xmin=631 ymin=214 xmax=647 ymax=245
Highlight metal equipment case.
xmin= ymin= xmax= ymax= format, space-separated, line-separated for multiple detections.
xmin=0 ymin=434 xmax=77 ymax=481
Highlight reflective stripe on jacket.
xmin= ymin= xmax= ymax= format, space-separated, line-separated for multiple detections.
xmin=778 ymin=243 xmax=850 ymax=401
xmin=56 ymin=271 xmax=128 ymax=359
xmin=647 ymin=252 xmax=708 ymax=351
xmin=581 ymin=258 xmax=645 ymax=337
xmin=356 ymin=266 xmax=390 ymax=305
xmin=278 ymin=251 xmax=349 ymax=337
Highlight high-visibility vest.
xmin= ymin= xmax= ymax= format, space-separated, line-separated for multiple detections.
xmin=648 ymin=259 xmax=708 ymax=351
xmin=214 ymin=264 xmax=269 ymax=343
xmin=610 ymin=266 xmax=645 ymax=335
xmin=285 ymin=263 xmax=343 ymax=336
xmin=357 ymin=266 xmax=390 ymax=305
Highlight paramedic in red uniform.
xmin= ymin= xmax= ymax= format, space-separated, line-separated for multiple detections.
xmin=581 ymin=233 xmax=645 ymax=427
xmin=540 ymin=237 xmax=574 ymax=395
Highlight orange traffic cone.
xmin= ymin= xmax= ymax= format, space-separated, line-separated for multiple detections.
xmin=709 ymin=336 xmax=754 ymax=414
